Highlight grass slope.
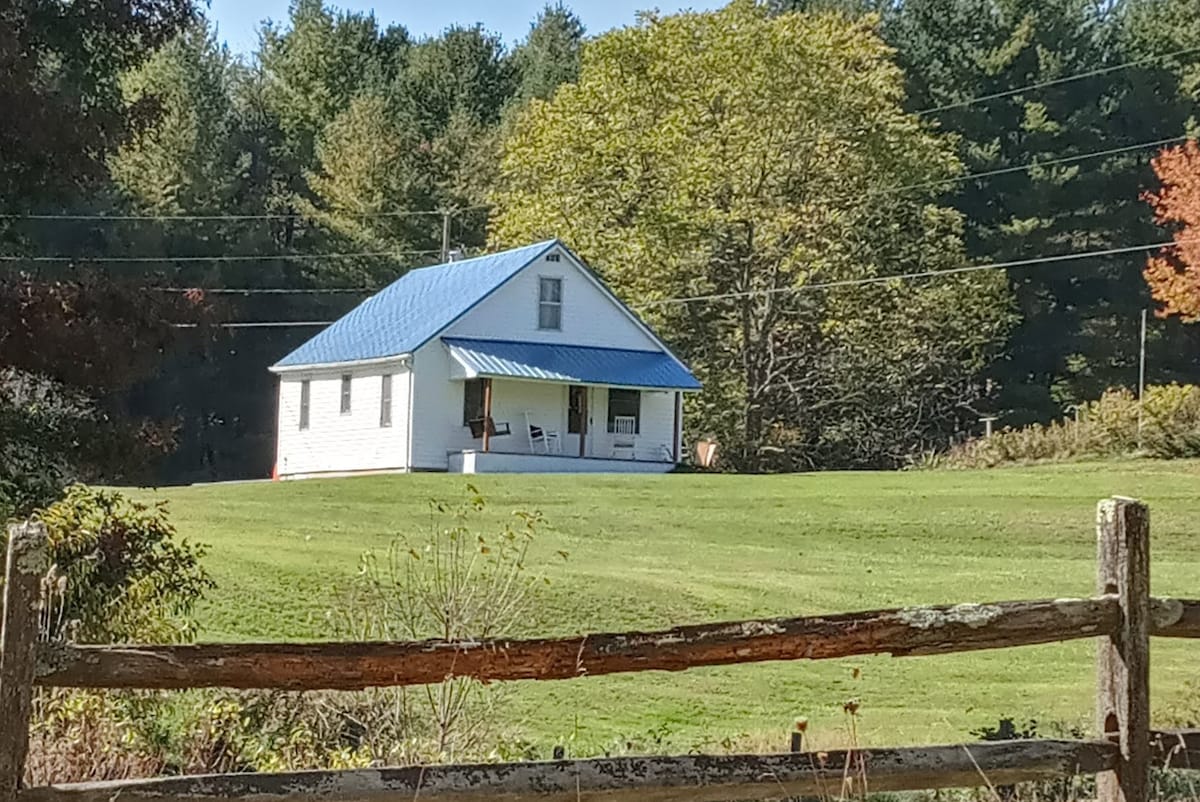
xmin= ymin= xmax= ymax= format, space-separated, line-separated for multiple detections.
xmin=128 ymin=461 xmax=1200 ymax=754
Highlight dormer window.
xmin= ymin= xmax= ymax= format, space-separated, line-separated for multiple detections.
xmin=538 ymin=277 xmax=562 ymax=330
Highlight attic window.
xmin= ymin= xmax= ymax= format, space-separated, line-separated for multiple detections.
xmin=538 ymin=277 xmax=562 ymax=330
xmin=546 ymin=253 xmax=561 ymax=262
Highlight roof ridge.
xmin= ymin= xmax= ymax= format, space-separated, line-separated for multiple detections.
xmin=404 ymin=238 xmax=559 ymax=276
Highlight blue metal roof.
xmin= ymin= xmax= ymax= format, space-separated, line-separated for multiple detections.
xmin=273 ymin=240 xmax=559 ymax=368
xmin=443 ymin=337 xmax=702 ymax=391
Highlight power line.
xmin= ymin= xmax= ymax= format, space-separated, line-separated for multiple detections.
xmin=0 ymin=204 xmax=492 ymax=222
xmin=915 ymin=44 xmax=1200 ymax=116
xmin=0 ymin=249 xmax=441 ymax=264
xmin=634 ymin=238 xmax=1190 ymax=308
xmin=171 ymin=321 xmax=335 ymax=329
xmin=173 ymin=238 xmax=1192 ymax=327
xmin=152 ymin=285 xmax=419 ymax=296
xmin=116 ymin=133 xmax=1188 ymax=293
xmin=877 ymin=135 xmax=1190 ymax=196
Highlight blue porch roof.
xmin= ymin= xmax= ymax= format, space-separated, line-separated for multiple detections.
xmin=443 ymin=337 xmax=701 ymax=391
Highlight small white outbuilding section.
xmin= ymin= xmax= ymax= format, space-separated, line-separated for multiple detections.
xmin=270 ymin=240 xmax=701 ymax=477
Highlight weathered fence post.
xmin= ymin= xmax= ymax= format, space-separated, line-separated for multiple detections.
xmin=0 ymin=522 xmax=48 ymax=802
xmin=1096 ymin=497 xmax=1150 ymax=802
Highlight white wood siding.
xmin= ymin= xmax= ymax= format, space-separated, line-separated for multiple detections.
xmin=442 ymin=248 xmax=661 ymax=352
xmin=408 ymin=344 xmax=469 ymax=470
xmin=586 ymin=388 xmax=676 ymax=461
xmin=275 ymin=366 xmax=411 ymax=477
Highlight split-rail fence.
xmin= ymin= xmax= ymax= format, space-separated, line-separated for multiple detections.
xmin=1 ymin=496 xmax=1198 ymax=802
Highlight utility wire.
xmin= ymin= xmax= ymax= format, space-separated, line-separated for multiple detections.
xmin=915 ymin=44 xmax=1200 ymax=116
xmin=8 ymin=47 xmax=1200 ymax=225
xmin=634 ymin=238 xmax=1191 ymax=309
xmin=171 ymin=321 xmax=335 ymax=329
xmin=0 ymin=204 xmax=492 ymax=222
xmin=141 ymin=134 xmax=1187 ymax=294
xmin=0 ymin=249 xmax=441 ymax=263
xmin=9 ymin=46 xmax=1200 ymax=224
xmin=174 ymin=238 xmax=1191 ymax=327
xmin=876 ymin=134 xmax=1189 ymax=196
xmin=151 ymin=284 xmax=385 ymax=294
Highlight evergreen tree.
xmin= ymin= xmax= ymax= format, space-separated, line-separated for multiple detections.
xmin=884 ymin=0 xmax=1200 ymax=423
xmin=512 ymin=4 xmax=586 ymax=103
xmin=258 ymin=0 xmax=407 ymax=170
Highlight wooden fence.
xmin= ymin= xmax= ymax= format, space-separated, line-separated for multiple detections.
xmin=1 ymin=496 xmax=1198 ymax=802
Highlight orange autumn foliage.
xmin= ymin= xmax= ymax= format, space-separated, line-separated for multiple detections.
xmin=1144 ymin=139 xmax=1200 ymax=321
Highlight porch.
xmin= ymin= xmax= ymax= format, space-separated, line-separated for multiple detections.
xmin=448 ymin=450 xmax=676 ymax=474
xmin=440 ymin=337 xmax=698 ymax=473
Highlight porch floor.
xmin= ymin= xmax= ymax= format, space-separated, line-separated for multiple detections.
xmin=449 ymin=450 xmax=675 ymax=475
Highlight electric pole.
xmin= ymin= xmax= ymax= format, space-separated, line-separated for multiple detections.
xmin=441 ymin=209 xmax=451 ymax=263
xmin=1137 ymin=308 xmax=1147 ymax=448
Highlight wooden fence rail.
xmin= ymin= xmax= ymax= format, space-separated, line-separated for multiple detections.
xmin=4 ymin=740 xmax=1139 ymax=802
xmin=15 ymin=731 xmax=1200 ymax=802
xmin=2 ymin=496 xmax=1198 ymax=802
xmin=31 ymin=596 xmax=1200 ymax=692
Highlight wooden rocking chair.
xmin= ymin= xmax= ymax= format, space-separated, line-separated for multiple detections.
xmin=467 ymin=417 xmax=511 ymax=439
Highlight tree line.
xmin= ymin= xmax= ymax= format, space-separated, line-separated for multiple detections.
xmin=1 ymin=0 xmax=1198 ymax=494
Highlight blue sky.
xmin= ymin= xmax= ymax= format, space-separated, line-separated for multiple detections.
xmin=207 ymin=0 xmax=728 ymax=56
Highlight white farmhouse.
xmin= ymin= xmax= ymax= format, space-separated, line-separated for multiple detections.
xmin=270 ymin=239 xmax=701 ymax=477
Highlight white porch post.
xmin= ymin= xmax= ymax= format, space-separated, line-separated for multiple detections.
xmin=578 ymin=386 xmax=589 ymax=458
xmin=673 ymin=391 xmax=682 ymax=463
xmin=482 ymin=378 xmax=493 ymax=453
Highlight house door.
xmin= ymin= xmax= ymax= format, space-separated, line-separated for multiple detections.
xmin=568 ymin=385 xmax=589 ymax=457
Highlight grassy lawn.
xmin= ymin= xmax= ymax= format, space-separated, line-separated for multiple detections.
xmin=127 ymin=460 xmax=1200 ymax=754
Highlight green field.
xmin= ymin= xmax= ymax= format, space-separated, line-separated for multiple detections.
xmin=128 ymin=461 xmax=1200 ymax=754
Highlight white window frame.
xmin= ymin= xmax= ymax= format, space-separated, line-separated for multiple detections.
xmin=607 ymin=388 xmax=641 ymax=434
xmin=380 ymin=374 xmax=393 ymax=428
xmin=299 ymin=380 xmax=311 ymax=430
xmin=538 ymin=276 xmax=562 ymax=331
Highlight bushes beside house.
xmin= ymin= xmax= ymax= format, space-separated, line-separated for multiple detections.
xmin=935 ymin=384 xmax=1200 ymax=468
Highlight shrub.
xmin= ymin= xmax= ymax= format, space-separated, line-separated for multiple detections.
xmin=1141 ymin=383 xmax=1200 ymax=458
xmin=933 ymin=384 xmax=1200 ymax=468
xmin=33 ymin=484 xmax=213 ymax=643
xmin=329 ymin=486 xmax=559 ymax=762
xmin=25 ymin=691 xmax=165 ymax=787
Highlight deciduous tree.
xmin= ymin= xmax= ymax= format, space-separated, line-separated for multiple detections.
xmin=493 ymin=1 xmax=1013 ymax=469
xmin=1144 ymin=140 xmax=1200 ymax=320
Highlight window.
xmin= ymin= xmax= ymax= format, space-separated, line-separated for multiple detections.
xmin=380 ymin=374 xmax=393 ymax=428
xmin=299 ymin=380 xmax=310 ymax=430
xmin=568 ymin=385 xmax=587 ymax=434
xmin=546 ymin=253 xmax=561 ymax=262
xmin=340 ymin=374 xmax=352 ymax=414
xmin=538 ymin=277 xmax=562 ymax=330
xmin=463 ymin=378 xmax=485 ymax=425
xmin=606 ymin=388 xmax=640 ymax=433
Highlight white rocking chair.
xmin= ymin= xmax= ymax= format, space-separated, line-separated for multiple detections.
xmin=524 ymin=411 xmax=562 ymax=454
xmin=611 ymin=415 xmax=637 ymax=459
